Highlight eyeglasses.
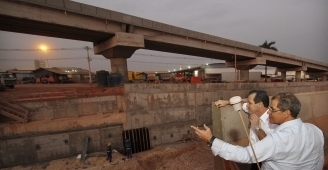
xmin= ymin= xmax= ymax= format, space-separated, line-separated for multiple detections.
xmin=268 ymin=107 xmax=281 ymax=113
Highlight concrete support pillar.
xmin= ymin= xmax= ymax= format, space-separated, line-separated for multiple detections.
xmin=110 ymin=58 xmax=128 ymax=81
xmin=281 ymin=71 xmax=286 ymax=82
xmin=322 ymin=75 xmax=327 ymax=81
xmin=295 ymin=71 xmax=302 ymax=82
xmin=93 ymin=32 xmax=144 ymax=83
xmin=240 ymin=70 xmax=249 ymax=81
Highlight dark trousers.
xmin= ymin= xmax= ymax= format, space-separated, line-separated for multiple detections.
xmin=126 ymin=148 xmax=132 ymax=159
xmin=107 ymin=153 xmax=112 ymax=162
xmin=250 ymin=162 xmax=262 ymax=170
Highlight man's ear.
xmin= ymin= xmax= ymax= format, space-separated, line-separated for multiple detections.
xmin=285 ymin=110 xmax=291 ymax=117
xmin=258 ymin=101 xmax=264 ymax=108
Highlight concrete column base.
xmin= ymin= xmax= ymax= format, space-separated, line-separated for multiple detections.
xmin=281 ymin=71 xmax=286 ymax=82
xmin=93 ymin=32 xmax=145 ymax=83
xmin=240 ymin=70 xmax=249 ymax=81
xmin=110 ymin=58 xmax=128 ymax=82
xmin=295 ymin=71 xmax=302 ymax=82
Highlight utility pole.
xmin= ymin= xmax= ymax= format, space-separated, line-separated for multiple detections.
xmin=234 ymin=47 xmax=237 ymax=82
xmin=85 ymin=46 xmax=92 ymax=87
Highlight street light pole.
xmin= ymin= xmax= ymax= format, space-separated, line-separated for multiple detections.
xmin=85 ymin=46 xmax=92 ymax=87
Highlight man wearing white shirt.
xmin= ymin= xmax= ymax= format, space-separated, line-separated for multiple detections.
xmin=192 ymin=92 xmax=324 ymax=170
xmin=215 ymin=89 xmax=277 ymax=169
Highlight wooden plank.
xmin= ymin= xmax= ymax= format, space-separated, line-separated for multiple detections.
xmin=81 ymin=137 xmax=89 ymax=162
xmin=0 ymin=109 xmax=25 ymax=122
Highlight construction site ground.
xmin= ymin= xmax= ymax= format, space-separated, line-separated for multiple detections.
xmin=0 ymin=84 xmax=327 ymax=170
xmin=2 ymin=141 xmax=216 ymax=170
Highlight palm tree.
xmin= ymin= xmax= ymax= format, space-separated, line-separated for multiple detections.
xmin=259 ymin=40 xmax=278 ymax=51
xmin=259 ymin=40 xmax=278 ymax=82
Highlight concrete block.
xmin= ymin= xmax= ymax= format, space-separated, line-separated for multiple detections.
xmin=131 ymin=16 xmax=142 ymax=26
xmin=186 ymin=92 xmax=196 ymax=106
xmin=34 ymin=133 xmax=69 ymax=147
xmin=171 ymin=26 xmax=180 ymax=34
xmin=215 ymin=105 xmax=246 ymax=143
xmin=187 ymin=30 xmax=195 ymax=37
xmin=170 ymin=93 xmax=187 ymax=108
xmin=136 ymin=93 xmax=149 ymax=109
xmin=100 ymin=126 xmax=123 ymax=140
xmin=96 ymin=7 xmax=111 ymax=19
xmin=30 ymin=106 xmax=54 ymax=120
xmin=64 ymin=0 xmax=81 ymax=12
xmin=82 ymin=102 xmax=98 ymax=115
xmin=111 ymin=11 xmax=124 ymax=22
xmin=2 ymin=138 xmax=37 ymax=167
xmin=36 ymin=145 xmax=70 ymax=160
xmin=131 ymin=114 xmax=145 ymax=128
xmin=123 ymin=14 xmax=132 ymax=23
xmin=153 ymin=21 xmax=162 ymax=30
xmin=148 ymin=131 xmax=162 ymax=147
xmin=142 ymin=19 xmax=153 ymax=28
xmin=84 ymin=129 xmax=101 ymax=142
xmin=179 ymin=28 xmax=188 ymax=36
xmin=46 ymin=0 xmax=64 ymax=8
xmin=149 ymin=93 xmax=170 ymax=110
xmin=97 ymin=101 xmax=112 ymax=113
xmin=195 ymin=92 xmax=204 ymax=106
xmin=149 ymin=110 xmax=166 ymax=125
xmin=162 ymin=24 xmax=172 ymax=33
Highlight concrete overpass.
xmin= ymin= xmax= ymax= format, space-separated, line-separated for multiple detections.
xmin=1 ymin=0 xmax=327 ymax=82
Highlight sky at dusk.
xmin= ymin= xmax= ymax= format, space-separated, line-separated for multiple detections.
xmin=0 ymin=0 xmax=327 ymax=72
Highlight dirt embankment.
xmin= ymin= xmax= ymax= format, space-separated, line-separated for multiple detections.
xmin=2 ymin=141 xmax=214 ymax=170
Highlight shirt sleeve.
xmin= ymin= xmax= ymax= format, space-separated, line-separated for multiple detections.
xmin=211 ymin=135 xmax=275 ymax=163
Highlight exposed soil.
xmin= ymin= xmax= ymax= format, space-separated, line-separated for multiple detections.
xmin=2 ymin=141 xmax=215 ymax=170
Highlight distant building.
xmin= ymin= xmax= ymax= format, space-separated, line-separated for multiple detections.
xmin=33 ymin=67 xmax=95 ymax=83
xmin=7 ymin=69 xmax=35 ymax=84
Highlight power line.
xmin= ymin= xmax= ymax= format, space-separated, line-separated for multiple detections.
xmin=0 ymin=47 xmax=88 ymax=51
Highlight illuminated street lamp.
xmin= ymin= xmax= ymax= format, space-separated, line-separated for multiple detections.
xmin=40 ymin=45 xmax=49 ymax=68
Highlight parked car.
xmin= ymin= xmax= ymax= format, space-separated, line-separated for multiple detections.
xmin=21 ymin=77 xmax=36 ymax=84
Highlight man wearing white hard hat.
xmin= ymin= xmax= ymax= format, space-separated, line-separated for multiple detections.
xmin=214 ymin=89 xmax=277 ymax=169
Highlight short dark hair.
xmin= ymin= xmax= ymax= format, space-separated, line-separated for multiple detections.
xmin=271 ymin=92 xmax=301 ymax=118
xmin=248 ymin=89 xmax=269 ymax=107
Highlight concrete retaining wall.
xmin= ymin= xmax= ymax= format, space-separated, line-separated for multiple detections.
xmin=124 ymin=81 xmax=328 ymax=148
xmin=0 ymin=125 xmax=123 ymax=168
xmin=23 ymin=95 xmax=123 ymax=121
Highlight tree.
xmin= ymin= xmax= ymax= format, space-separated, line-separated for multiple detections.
xmin=259 ymin=40 xmax=278 ymax=51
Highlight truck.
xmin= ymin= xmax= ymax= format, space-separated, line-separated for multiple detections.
xmin=0 ymin=73 xmax=16 ymax=89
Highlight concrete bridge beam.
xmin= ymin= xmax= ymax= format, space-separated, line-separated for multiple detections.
xmin=305 ymin=71 xmax=328 ymax=81
xmin=225 ymin=58 xmax=266 ymax=70
xmin=225 ymin=58 xmax=266 ymax=81
xmin=276 ymin=66 xmax=307 ymax=72
xmin=93 ymin=32 xmax=145 ymax=82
